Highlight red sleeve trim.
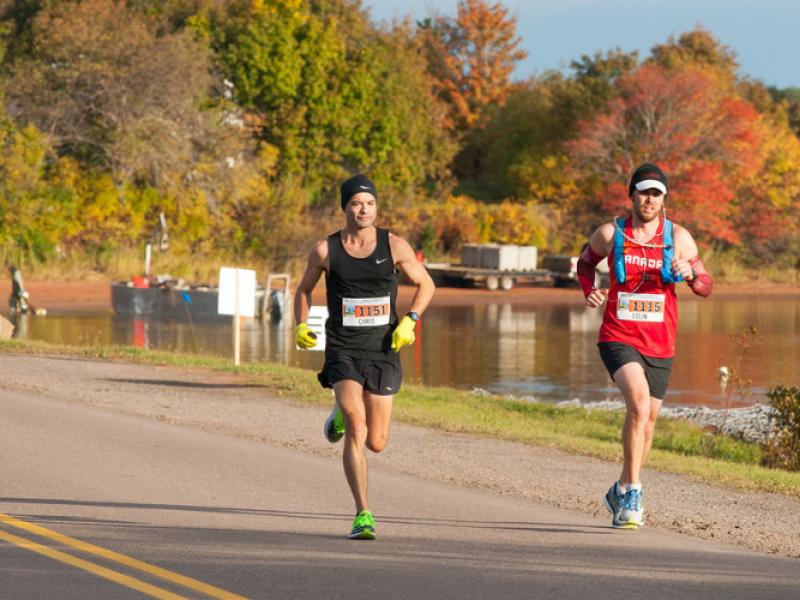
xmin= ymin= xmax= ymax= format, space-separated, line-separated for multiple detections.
xmin=577 ymin=246 xmax=603 ymax=297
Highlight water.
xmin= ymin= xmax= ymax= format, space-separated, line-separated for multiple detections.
xmin=7 ymin=296 xmax=799 ymax=408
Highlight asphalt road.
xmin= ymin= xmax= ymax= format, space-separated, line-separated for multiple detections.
xmin=1 ymin=390 xmax=798 ymax=600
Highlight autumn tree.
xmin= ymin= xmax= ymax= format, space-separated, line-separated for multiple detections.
xmin=7 ymin=0 xmax=232 ymax=202
xmin=565 ymin=27 xmax=800 ymax=258
xmin=567 ymin=65 xmax=762 ymax=246
xmin=471 ymin=76 xmax=571 ymax=200
xmin=729 ymin=108 xmax=800 ymax=263
xmin=420 ymin=0 xmax=527 ymax=133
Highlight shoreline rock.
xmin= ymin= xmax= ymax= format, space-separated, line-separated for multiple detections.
xmin=472 ymin=388 xmax=776 ymax=444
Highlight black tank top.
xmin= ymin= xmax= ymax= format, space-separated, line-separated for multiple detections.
xmin=325 ymin=228 xmax=399 ymax=361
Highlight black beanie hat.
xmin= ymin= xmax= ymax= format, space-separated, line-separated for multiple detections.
xmin=629 ymin=163 xmax=668 ymax=197
xmin=341 ymin=174 xmax=377 ymax=211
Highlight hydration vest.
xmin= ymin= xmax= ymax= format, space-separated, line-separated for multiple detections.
xmin=612 ymin=217 xmax=684 ymax=284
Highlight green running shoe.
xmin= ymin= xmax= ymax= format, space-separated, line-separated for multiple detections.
xmin=349 ymin=510 xmax=376 ymax=540
xmin=324 ymin=403 xmax=345 ymax=443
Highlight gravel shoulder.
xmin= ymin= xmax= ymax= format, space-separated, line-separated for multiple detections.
xmin=1 ymin=353 xmax=798 ymax=559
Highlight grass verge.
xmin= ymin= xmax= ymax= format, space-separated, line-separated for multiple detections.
xmin=2 ymin=339 xmax=798 ymax=498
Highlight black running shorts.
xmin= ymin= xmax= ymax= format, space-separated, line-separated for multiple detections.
xmin=598 ymin=342 xmax=673 ymax=400
xmin=319 ymin=355 xmax=403 ymax=396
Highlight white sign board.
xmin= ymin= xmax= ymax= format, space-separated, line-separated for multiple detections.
xmin=217 ymin=268 xmax=256 ymax=318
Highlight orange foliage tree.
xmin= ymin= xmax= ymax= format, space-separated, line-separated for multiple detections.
xmin=567 ymin=64 xmax=763 ymax=247
xmin=730 ymin=113 xmax=800 ymax=261
xmin=421 ymin=0 xmax=527 ymax=133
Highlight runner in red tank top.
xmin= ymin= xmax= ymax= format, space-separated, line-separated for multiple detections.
xmin=599 ymin=217 xmax=679 ymax=359
xmin=576 ymin=164 xmax=714 ymax=529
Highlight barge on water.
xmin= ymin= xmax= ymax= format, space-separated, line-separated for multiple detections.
xmin=111 ymin=275 xmax=290 ymax=320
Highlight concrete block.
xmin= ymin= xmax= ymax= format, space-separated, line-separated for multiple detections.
xmin=517 ymin=246 xmax=538 ymax=271
xmin=481 ymin=245 xmax=519 ymax=271
xmin=461 ymin=244 xmax=481 ymax=267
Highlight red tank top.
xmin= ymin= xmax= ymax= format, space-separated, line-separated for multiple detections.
xmin=598 ymin=223 xmax=678 ymax=358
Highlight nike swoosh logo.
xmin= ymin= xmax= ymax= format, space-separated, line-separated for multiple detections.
xmin=376 ymin=258 xmax=389 ymax=264
xmin=385 ymin=387 xmax=393 ymax=391
xmin=359 ymin=185 xmax=370 ymax=189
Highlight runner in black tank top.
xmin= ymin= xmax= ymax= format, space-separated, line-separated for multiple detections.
xmin=325 ymin=228 xmax=399 ymax=361
xmin=293 ymin=174 xmax=435 ymax=540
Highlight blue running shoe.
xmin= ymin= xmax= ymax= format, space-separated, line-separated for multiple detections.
xmin=617 ymin=488 xmax=644 ymax=529
xmin=324 ymin=403 xmax=345 ymax=443
xmin=603 ymin=484 xmax=624 ymax=526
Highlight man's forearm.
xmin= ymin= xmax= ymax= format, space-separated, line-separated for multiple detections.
xmin=293 ymin=290 xmax=313 ymax=324
xmin=687 ymin=257 xmax=713 ymax=297
xmin=577 ymin=245 xmax=604 ymax=297
xmin=407 ymin=279 xmax=435 ymax=316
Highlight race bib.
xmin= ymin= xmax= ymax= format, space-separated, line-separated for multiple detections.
xmin=617 ymin=293 xmax=666 ymax=323
xmin=342 ymin=296 xmax=391 ymax=327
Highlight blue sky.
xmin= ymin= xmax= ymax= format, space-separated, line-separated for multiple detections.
xmin=365 ymin=0 xmax=800 ymax=89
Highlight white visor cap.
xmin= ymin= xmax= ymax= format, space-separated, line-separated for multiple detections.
xmin=634 ymin=180 xmax=667 ymax=195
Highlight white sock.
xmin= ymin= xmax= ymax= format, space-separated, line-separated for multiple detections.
xmin=615 ymin=481 xmax=625 ymax=496
xmin=626 ymin=483 xmax=643 ymax=492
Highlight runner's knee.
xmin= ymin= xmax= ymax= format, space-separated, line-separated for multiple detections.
xmin=345 ymin=419 xmax=368 ymax=445
xmin=366 ymin=433 xmax=388 ymax=453
xmin=627 ymin=397 xmax=652 ymax=425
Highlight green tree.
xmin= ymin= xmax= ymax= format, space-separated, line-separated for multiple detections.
xmin=0 ymin=114 xmax=79 ymax=262
xmin=470 ymin=49 xmax=637 ymax=203
xmin=768 ymin=86 xmax=800 ymax=136
xmin=473 ymin=76 xmax=571 ymax=200
xmin=216 ymin=0 xmax=359 ymax=186
xmin=648 ymin=26 xmax=739 ymax=81
xmin=358 ymin=19 xmax=457 ymax=195
xmin=212 ymin=0 xmax=454 ymax=193
xmin=564 ymin=48 xmax=640 ymax=124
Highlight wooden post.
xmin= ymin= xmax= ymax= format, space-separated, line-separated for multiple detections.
xmin=234 ymin=268 xmax=241 ymax=367
xmin=144 ymin=243 xmax=152 ymax=277
xmin=218 ymin=266 xmax=254 ymax=366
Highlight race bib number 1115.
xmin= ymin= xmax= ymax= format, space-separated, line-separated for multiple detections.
xmin=617 ymin=293 xmax=666 ymax=323
xmin=342 ymin=296 xmax=391 ymax=327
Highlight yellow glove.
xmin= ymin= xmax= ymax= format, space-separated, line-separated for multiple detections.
xmin=391 ymin=316 xmax=416 ymax=352
xmin=295 ymin=323 xmax=318 ymax=349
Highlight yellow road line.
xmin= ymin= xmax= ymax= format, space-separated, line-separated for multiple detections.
xmin=0 ymin=528 xmax=193 ymax=600
xmin=0 ymin=512 xmax=252 ymax=600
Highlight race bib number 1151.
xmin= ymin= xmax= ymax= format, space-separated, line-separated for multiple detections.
xmin=342 ymin=296 xmax=391 ymax=327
